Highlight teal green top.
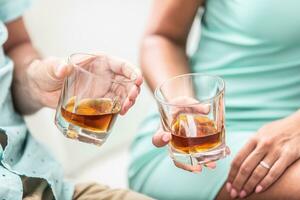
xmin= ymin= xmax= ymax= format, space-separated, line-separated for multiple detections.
xmin=191 ymin=0 xmax=300 ymax=131
xmin=129 ymin=1 xmax=300 ymax=199
xmin=0 ymin=0 xmax=74 ymax=199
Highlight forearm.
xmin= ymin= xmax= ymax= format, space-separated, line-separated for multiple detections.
xmin=4 ymin=18 xmax=42 ymax=115
xmin=141 ymin=35 xmax=190 ymax=93
xmin=9 ymin=42 xmax=41 ymax=114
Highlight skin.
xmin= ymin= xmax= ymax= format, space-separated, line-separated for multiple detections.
xmin=140 ymin=0 xmax=197 ymax=92
xmin=154 ymin=96 xmax=220 ymax=171
xmin=4 ymin=17 xmax=143 ymax=116
xmin=226 ymin=111 xmax=300 ymax=199
xmin=144 ymin=0 xmax=300 ymax=199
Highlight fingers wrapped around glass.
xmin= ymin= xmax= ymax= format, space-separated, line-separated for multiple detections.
xmin=154 ymin=74 xmax=227 ymax=166
xmin=55 ymin=53 xmax=137 ymax=146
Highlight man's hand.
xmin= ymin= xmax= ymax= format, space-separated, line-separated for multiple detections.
xmin=27 ymin=58 xmax=72 ymax=109
xmin=26 ymin=56 xmax=143 ymax=114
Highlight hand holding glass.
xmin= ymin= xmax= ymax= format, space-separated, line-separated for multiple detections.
xmin=154 ymin=74 xmax=226 ymax=166
xmin=55 ymin=53 xmax=137 ymax=146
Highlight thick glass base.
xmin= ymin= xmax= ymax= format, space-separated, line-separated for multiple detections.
xmin=55 ymin=114 xmax=109 ymax=146
xmin=169 ymin=143 xmax=227 ymax=166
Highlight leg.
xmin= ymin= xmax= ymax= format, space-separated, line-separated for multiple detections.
xmin=22 ymin=178 xmax=152 ymax=200
xmin=22 ymin=177 xmax=53 ymax=200
xmin=216 ymin=159 xmax=300 ymax=200
xmin=73 ymin=182 xmax=153 ymax=200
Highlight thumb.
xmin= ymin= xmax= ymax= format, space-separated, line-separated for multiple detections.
xmin=28 ymin=58 xmax=73 ymax=92
xmin=39 ymin=57 xmax=71 ymax=81
xmin=52 ymin=60 xmax=73 ymax=79
xmin=152 ymin=129 xmax=171 ymax=148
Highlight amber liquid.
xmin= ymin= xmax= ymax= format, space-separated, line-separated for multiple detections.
xmin=61 ymin=97 xmax=121 ymax=133
xmin=171 ymin=114 xmax=223 ymax=154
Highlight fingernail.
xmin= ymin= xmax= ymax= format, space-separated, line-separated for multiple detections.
xmin=255 ymin=185 xmax=263 ymax=193
xmin=194 ymin=165 xmax=202 ymax=173
xmin=230 ymin=188 xmax=238 ymax=199
xmin=162 ymin=134 xmax=170 ymax=142
xmin=127 ymin=101 xmax=133 ymax=109
xmin=55 ymin=63 xmax=65 ymax=77
xmin=226 ymin=182 xmax=232 ymax=192
xmin=203 ymin=104 xmax=210 ymax=113
xmin=208 ymin=163 xmax=216 ymax=169
xmin=239 ymin=190 xmax=247 ymax=198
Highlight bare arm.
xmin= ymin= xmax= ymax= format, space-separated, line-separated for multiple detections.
xmin=4 ymin=18 xmax=143 ymax=116
xmin=141 ymin=0 xmax=203 ymax=92
xmin=4 ymin=18 xmax=42 ymax=114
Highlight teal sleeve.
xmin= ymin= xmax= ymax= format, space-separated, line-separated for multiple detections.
xmin=0 ymin=0 xmax=31 ymax=23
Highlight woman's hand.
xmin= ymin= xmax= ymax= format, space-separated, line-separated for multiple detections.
xmin=152 ymin=96 xmax=229 ymax=172
xmin=152 ymin=129 xmax=219 ymax=172
xmin=27 ymin=56 xmax=142 ymax=114
xmin=226 ymin=112 xmax=300 ymax=199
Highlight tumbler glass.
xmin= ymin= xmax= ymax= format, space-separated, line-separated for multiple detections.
xmin=55 ymin=53 xmax=137 ymax=146
xmin=154 ymin=73 xmax=226 ymax=165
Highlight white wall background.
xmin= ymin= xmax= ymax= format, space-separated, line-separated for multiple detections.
xmin=24 ymin=0 xmax=200 ymax=188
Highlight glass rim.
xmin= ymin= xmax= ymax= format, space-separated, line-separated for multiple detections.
xmin=154 ymin=73 xmax=225 ymax=107
xmin=68 ymin=53 xmax=138 ymax=84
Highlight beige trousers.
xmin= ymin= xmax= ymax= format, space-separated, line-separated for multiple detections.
xmin=22 ymin=177 xmax=152 ymax=200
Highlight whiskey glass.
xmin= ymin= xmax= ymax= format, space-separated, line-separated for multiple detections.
xmin=154 ymin=73 xmax=226 ymax=165
xmin=55 ymin=53 xmax=137 ymax=146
